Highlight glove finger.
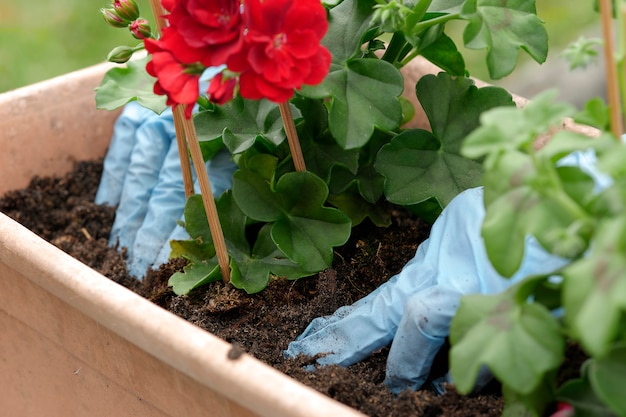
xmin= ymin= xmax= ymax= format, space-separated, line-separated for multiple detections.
xmin=95 ymin=102 xmax=158 ymax=206
xmin=109 ymin=109 xmax=176 ymax=264
xmin=129 ymin=136 xmax=186 ymax=278
xmin=384 ymin=286 xmax=461 ymax=393
xmin=284 ymin=269 xmax=432 ymax=367
xmin=152 ymin=149 xmax=237 ymax=269
xmin=153 ymin=220 xmax=190 ymax=268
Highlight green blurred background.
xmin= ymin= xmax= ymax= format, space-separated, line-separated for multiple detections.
xmin=0 ymin=0 xmax=150 ymax=93
xmin=0 ymin=0 xmax=603 ymax=103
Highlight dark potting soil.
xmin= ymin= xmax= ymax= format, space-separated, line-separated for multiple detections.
xmin=0 ymin=160 xmax=511 ymax=416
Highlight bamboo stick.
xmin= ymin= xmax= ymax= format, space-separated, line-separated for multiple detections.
xmin=147 ymin=0 xmax=230 ymax=280
xmin=148 ymin=0 xmax=195 ymax=197
xmin=182 ymin=118 xmax=231 ymax=282
xmin=599 ymin=0 xmax=624 ymax=137
xmin=173 ymin=106 xmax=196 ymax=197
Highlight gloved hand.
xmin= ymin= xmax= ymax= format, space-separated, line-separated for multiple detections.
xmin=95 ymin=101 xmax=236 ymax=278
xmin=285 ymin=148 xmax=612 ymax=395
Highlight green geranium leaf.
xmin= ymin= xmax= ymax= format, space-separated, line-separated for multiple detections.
xmin=322 ymin=0 xmax=377 ymax=63
xmin=216 ymin=192 xmax=310 ymax=294
xmin=562 ymin=217 xmax=626 ymax=357
xmin=375 ymin=72 xmax=513 ymax=209
xmin=302 ymin=58 xmax=404 ymax=149
xmin=232 ymin=170 xmax=352 ymax=272
xmin=171 ymin=193 xmax=309 ymax=294
xmin=561 ymin=36 xmax=603 ymax=70
xmin=574 ymin=97 xmax=611 ymax=131
xmin=193 ymin=97 xmax=296 ymax=155
xmin=416 ymin=25 xmax=466 ymax=76
xmin=327 ymin=130 xmax=389 ymax=203
xmin=230 ymin=222 xmax=311 ymax=294
xmin=463 ymin=90 xmax=574 ymax=163
xmin=587 ymin=343 xmax=626 ymax=416
xmin=481 ymin=178 xmax=581 ymax=277
xmin=95 ymin=56 xmax=167 ymax=114
xmin=558 ymin=362 xmax=619 ymax=417
xmin=327 ymin=192 xmax=391 ymax=227
xmin=300 ymin=0 xmax=403 ymax=149
xmin=428 ymin=0 xmax=464 ymax=14
xmin=461 ymin=0 xmax=548 ymax=79
xmin=501 ymin=374 xmax=557 ymax=417
xmin=450 ymin=282 xmax=565 ymax=395
xmin=296 ymin=101 xmax=360 ymax=183
xmin=168 ymin=230 xmax=221 ymax=296
xmin=168 ymin=260 xmax=222 ymax=296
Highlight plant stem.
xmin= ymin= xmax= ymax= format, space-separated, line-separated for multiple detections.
xmin=411 ymin=0 xmax=434 ymax=23
xmin=396 ymin=12 xmax=462 ymax=67
xmin=279 ymin=102 xmax=306 ymax=172
xmin=182 ymin=118 xmax=231 ymax=282
xmin=148 ymin=0 xmax=195 ymax=197
xmin=411 ymin=13 xmax=460 ymax=37
xmin=381 ymin=31 xmax=408 ymax=65
xmin=400 ymin=48 xmax=422 ymax=67
xmin=599 ymin=0 xmax=624 ymax=138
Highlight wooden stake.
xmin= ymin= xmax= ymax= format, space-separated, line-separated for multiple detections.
xmin=147 ymin=0 xmax=229 ymax=281
xmin=148 ymin=0 xmax=195 ymax=197
xmin=173 ymin=107 xmax=195 ymax=197
xmin=279 ymin=102 xmax=306 ymax=172
xmin=621 ymin=4 xmax=626 ymax=128
xmin=599 ymin=0 xmax=624 ymax=138
xmin=148 ymin=0 xmax=167 ymax=32
xmin=182 ymin=118 xmax=231 ymax=282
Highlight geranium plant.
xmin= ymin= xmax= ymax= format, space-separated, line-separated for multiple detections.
xmin=449 ymin=0 xmax=626 ymax=415
xmin=96 ymin=0 xmax=548 ymax=295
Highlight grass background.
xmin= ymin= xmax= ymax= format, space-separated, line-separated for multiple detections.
xmin=0 ymin=0 xmax=602 ymax=98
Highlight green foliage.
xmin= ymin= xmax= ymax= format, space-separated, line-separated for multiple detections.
xmin=376 ymin=72 xmax=514 ymax=213
xmin=161 ymin=0 xmax=549 ymax=292
xmin=461 ymin=0 xmax=548 ymax=79
xmin=232 ymin=167 xmax=352 ymax=273
xmin=452 ymin=90 xmax=626 ymax=415
xmin=95 ymin=56 xmax=167 ymax=114
xmin=303 ymin=57 xmax=404 ymax=149
xmin=169 ymin=193 xmax=311 ymax=294
xmin=575 ymin=97 xmax=611 ymax=131
xmin=96 ymin=0 xmax=550 ymax=292
xmin=561 ymin=36 xmax=604 ymax=70
xmin=450 ymin=277 xmax=564 ymax=415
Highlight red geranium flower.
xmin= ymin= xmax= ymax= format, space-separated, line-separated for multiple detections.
xmin=228 ymin=0 xmax=331 ymax=102
xmin=207 ymin=72 xmax=237 ymax=105
xmin=160 ymin=0 xmax=176 ymax=12
xmin=166 ymin=0 xmax=244 ymax=67
xmin=145 ymin=31 xmax=204 ymax=118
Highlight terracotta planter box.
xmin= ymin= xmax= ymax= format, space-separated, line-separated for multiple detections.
xmin=0 ymin=60 xmax=596 ymax=417
xmin=0 ymin=63 xmax=368 ymax=417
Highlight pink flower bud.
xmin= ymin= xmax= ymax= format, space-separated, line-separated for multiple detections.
xmin=101 ymin=7 xmax=129 ymax=28
xmin=130 ymin=19 xmax=152 ymax=40
xmin=550 ymin=403 xmax=574 ymax=417
xmin=112 ymin=0 xmax=140 ymax=21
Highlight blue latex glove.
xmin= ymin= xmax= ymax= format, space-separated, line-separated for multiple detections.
xmin=95 ymin=101 xmax=236 ymax=278
xmin=285 ymin=148 xmax=613 ymax=395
